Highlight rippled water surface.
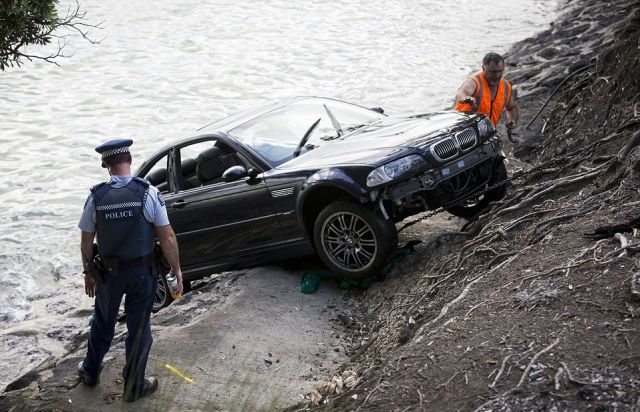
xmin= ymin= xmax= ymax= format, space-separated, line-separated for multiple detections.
xmin=0 ymin=0 xmax=557 ymax=388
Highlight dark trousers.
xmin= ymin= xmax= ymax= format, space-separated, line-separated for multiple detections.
xmin=83 ymin=264 xmax=156 ymax=394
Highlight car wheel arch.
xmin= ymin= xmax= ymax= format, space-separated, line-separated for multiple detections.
xmin=299 ymin=184 xmax=361 ymax=240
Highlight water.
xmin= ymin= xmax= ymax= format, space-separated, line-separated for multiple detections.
xmin=0 ymin=0 xmax=557 ymax=389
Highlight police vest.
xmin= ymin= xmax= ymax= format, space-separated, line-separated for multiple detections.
xmin=455 ymin=71 xmax=512 ymax=126
xmin=92 ymin=178 xmax=155 ymax=260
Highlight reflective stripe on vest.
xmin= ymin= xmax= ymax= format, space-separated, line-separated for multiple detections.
xmin=455 ymin=72 xmax=512 ymax=126
xmin=93 ymin=179 xmax=155 ymax=261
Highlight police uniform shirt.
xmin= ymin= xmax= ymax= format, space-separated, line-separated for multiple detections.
xmin=78 ymin=175 xmax=169 ymax=232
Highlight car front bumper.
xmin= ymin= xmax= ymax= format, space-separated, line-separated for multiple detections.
xmin=386 ymin=140 xmax=501 ymax=203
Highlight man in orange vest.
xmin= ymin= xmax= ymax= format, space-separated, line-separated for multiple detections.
xmin=455 ymin=52 xmax=519 ymax=142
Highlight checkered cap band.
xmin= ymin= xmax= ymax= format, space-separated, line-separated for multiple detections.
xmin=101 ymin=146 xmax=130 ymax=159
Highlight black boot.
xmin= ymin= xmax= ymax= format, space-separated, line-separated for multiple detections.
xmin=123 ymin=377 xmax=158 ymax=402
xmin=77 ymin=361 xmax=99 ymax=387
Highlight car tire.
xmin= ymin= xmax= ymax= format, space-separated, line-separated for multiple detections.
xmin=152 ymin=257 xmax=173 ymax=313
xmin=314 ymin=201 xmax=397 ymax=278
xmin=446 ymin=160 xmax=508 ymax=220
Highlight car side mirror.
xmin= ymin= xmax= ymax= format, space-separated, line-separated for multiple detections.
xmin=222 ymin=165 xmax=248 ymax=182
xmin=247 ymin=168 xmax=259 ymax=179
xmin=370 ymin=107 xmax=384 ymax=114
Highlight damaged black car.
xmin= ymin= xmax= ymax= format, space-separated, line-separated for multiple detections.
xmin=136 ymin=97 xmax=506 ymax=309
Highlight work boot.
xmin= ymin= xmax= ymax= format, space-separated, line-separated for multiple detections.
xmin=77 ymin=361 xmax=99 ymax=387
xmin=123 ymin=377 xmax=158 ymax=402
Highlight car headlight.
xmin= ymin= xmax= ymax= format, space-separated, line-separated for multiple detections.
xmin=477 ymin=116 xmax=495 ymax=138
xmin=366 ymin=155 xmax=426 ymax=187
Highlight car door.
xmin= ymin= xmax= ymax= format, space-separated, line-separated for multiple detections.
xmin=164 ymin=139 xmax=283 ymax=268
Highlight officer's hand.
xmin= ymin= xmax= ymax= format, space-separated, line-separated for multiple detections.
xmin=175 ymin=269 xmax=184 ymax=296
xmin=84 ymin=273 xmax=99 ymax=298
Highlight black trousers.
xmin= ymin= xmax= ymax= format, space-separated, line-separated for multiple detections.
xmin=82 ymin=264 xmax=156 ymax=394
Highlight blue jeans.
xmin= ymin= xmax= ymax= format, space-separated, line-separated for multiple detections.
xmin=83 ymin=264 xmax=157 ymax=393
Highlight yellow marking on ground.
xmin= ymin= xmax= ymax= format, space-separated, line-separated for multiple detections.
xmin=159 ymin=361 xmax=196 ymax=384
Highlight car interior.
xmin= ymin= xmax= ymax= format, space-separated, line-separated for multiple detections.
xmin=144 ymin=142 xmax=248 ymax=192
xmin=146 ymin=167 xmax=169 ymax=192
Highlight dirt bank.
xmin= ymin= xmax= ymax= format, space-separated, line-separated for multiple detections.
xmin=297 ymin=0 xmax=640 ymax=410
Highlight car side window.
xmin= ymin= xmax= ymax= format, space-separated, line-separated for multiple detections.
xmin=144 ymin=154 xmax=169 ymax=194
xmin=177 ymin=141 xmax=245 ymax=190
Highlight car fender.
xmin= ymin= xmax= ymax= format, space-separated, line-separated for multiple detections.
xmin=296 ymin=168 xmax=369 ymax=217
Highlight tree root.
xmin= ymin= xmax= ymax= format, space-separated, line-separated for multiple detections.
xmin=533 ymin=204 xmax=600 ymax=234
xmin=435 ymin=371 xmax=460 ymax=390
xmin=488 ymin=354 xmax=513 ymax=390
xmin=516 ymin=338 xmax=560 ymax=387
xmin=357 ymin=379 xmax=385 ymax=411
xmin=494 ymin=166 xmax=605 ymax=219
xmin=474 ymin=339 xmax=560 ymax=412
xmin=414 ymin=252 xmax=522 ymax=339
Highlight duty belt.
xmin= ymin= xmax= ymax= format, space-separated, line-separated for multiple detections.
xmin=119 ymin=253 xmax=155 ymax=269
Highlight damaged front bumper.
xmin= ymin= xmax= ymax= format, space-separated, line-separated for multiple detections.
xmin=385 ymin=140 xmax=501 ymax=205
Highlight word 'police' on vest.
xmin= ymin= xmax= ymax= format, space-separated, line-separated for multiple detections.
xmin=104 ymin=210 xmax=134 ymax=220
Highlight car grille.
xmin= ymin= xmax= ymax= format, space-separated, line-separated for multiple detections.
xmin=431 ymin=138 xmax=457 ymax=161
xmin=429 ymin=128 xmax=478 ymax=161
xmin=456 ymin=128 xmax=477 ymax=151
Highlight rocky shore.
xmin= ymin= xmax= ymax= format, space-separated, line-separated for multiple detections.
xmin=2 ymin=0 xmax=640 ymax=410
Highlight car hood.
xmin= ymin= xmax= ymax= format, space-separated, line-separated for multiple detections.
xmin=277 ymin=111 xmax=474 ymax=170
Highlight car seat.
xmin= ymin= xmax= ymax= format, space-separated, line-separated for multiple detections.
xmin=179 ymin=158 xmax=198 ymax=189
xmin=196 ymin=147 xmax=226 ymax=185
xmin=146 ymin=168 xmax=168 ymax=191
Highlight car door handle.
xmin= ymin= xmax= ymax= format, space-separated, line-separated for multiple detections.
xmin=171 ymin=200 xmax=189 ymax=209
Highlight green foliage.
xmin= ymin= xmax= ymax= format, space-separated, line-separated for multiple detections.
xmin=0 ymin=0 xmax=95 ymax=70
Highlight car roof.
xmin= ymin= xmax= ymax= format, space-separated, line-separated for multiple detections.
xmin=196 ymin=96 xmax=380 ymax=133
xmin=196 ymin=96 xmax=305 ymax=132
xmin=137 ymin=96 xmax=381 ymax=173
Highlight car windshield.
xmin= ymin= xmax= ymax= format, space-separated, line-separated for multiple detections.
xmin=229 ymin=99 xmax=385 ymax=167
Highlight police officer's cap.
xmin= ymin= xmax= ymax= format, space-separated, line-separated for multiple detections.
xmin=95 ymin=139 xmax=133 ymax=165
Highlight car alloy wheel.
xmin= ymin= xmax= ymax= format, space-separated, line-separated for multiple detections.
xmin=321 ymin=211 xmax=378 ymax=273
xmin=152 ymin=257 xmax=173 ymax=312
xmin=314 ymin=201 xmax=397 ymax=278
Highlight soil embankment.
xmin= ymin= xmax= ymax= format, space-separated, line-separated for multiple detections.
xmin=301 ymin=0 xmax=640 ymax=410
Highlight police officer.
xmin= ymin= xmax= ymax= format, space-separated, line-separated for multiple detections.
xmin=77 ymin=139 xmax=183 ymax=402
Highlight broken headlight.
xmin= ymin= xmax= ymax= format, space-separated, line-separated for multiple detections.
xmin=366 ymin=154 xmax=427 ymax=187
xmin=477 ymin=116 xmax=495 ymax=139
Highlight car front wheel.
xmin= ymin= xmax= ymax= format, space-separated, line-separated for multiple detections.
xmin=446 ymin=160 xmax=508 ymax=220
xmin=314 ymin=201 xmax=397 ymax=278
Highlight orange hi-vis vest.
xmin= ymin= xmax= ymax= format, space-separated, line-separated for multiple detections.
xmin=455 ymin=72 xmax=513 ymax=127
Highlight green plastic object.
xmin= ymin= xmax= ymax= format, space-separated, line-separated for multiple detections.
xmin=299 ymin=272 xmax=321 ymax=294
xmin=298 ymin=240 xmax=421 ymax=294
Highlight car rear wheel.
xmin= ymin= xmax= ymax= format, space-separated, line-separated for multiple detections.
xmin=314 ymin=201 xmax=397 ymax=278
xmin=446 ymin=160 xmax=508 ymax=220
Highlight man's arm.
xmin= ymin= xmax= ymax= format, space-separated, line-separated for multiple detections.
xmin=455 ymin=78 xmax=478 ymax=108
xmin=505 ymin=88 xmax=519 ymax=125
xmin=155 ymin=224 xmax=183 ymax=295
xmin=80 ymin=231 xmax=98 ymax=298
xmin=505 ymin=89 xmax=520 ymax=142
